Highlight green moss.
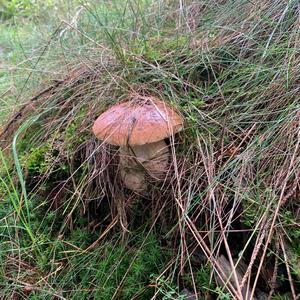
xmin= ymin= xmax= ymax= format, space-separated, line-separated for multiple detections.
xmin=21 ymin=144 xmax=49 ymax=174
xmin=64 ymin=105 xmax=89 ymax=152
xmin=44 ymin=233 xmax=170 ymax=299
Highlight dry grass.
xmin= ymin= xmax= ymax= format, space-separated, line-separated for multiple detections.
xmin=1 ymin=0 xmax=300 ymax=299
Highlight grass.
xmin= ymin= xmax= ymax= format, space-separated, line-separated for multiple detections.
xmin=1 ymin=0 xmax=300 ymax=299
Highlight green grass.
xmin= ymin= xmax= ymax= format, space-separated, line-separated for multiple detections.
xmin=1 ymin=0 xmax=300 ymax=299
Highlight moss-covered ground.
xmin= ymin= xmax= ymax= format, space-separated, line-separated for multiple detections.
xmin=1 ymin=1 xmax=300 ymax=299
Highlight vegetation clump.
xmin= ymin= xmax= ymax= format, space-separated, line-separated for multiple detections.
xmin=1 ymin=0 xmax=300 ymax=299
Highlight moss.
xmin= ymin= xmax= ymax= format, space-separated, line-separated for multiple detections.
xmin=182 ymin=264 xmax=214 ymax=294
xmin=20 ymin=144 xmax=50 ymax=174
xmin=62 ymin=105 xmax=89 ymax=153
xmin=42 ymin=233 xmax=170 ymax=299
xmin=153 ymin=275 xmax=185 ymax=299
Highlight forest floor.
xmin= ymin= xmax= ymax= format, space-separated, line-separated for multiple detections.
xmin=0 ymin=1 xmax=300 ymax=299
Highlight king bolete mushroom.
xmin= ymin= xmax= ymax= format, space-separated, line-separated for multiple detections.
xmin=92 ymin=95 xmax=183 ymax=192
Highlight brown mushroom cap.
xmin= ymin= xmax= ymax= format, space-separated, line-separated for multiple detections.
xmin=92 ymin=97 xmax=183 ymax=146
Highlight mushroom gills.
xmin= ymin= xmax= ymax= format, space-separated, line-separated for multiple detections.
xmin=120 ymin=140 xmax=169 ymax=191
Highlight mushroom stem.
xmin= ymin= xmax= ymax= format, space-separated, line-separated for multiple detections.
xmin=120 ymin=140 xmax=170 ymax=192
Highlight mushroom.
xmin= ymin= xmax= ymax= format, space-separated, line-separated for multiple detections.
xmin=92 ymin=96 xmax=183 ymax=192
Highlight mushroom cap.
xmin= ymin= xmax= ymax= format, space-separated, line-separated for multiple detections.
xmin=92 ymin=97 xmax=183 ymax=146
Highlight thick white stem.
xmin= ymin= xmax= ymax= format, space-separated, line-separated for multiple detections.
xmin=119 ymin=140 xmax=170 ymax=192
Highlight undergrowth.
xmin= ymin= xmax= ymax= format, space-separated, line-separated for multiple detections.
xmin=1 ymin=0 xmax=300 ymax=299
